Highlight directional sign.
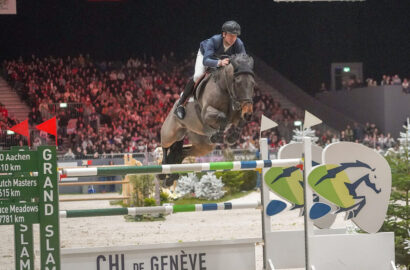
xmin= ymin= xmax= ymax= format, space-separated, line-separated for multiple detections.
xmin=0 ymin=202 xmax=40 ymax=225
xmin=0 ymin=151 xmax=37 ymax=173
xmin=0 ymin=176 xmax=39 ymax=199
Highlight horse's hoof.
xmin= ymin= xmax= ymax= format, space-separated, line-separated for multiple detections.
xmin=165 ymin=174 xmax=179 ymax=187
xmin=210 ymin=133 xmax=224 ymax=144
xmin=226 ymin=132 xmax=239 ymax=145
xmin=174 ymin=106 xmax=186 ymax=120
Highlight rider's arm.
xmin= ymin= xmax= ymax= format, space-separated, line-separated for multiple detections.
xmin=200 ymin=36 xmax=221 ymax=68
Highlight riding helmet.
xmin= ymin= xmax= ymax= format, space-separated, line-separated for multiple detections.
xmin=222 ymin=20 xmax=241 ymax=35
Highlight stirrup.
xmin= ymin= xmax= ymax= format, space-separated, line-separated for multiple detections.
xmin=174 ymin=105 xmax=186 ymax=120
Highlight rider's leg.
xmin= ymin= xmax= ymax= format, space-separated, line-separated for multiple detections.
xmin=174 ymin=49 xmax=205 ymax=120
xmin=193 ymin=49 xmax=206 ymax=82
xmin=174 ymin=78 xmax=195 ymax=119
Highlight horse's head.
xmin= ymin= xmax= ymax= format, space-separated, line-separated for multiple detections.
xmin=227 ymin=54 xmax=255 ymax=122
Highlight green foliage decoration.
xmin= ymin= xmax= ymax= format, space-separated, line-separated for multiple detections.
xmin=381 ymin=122 xmax=410 ymax=267
xmin=128 ymin=174 xmax=155 ymax=207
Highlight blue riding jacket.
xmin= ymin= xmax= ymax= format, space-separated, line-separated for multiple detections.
xmin=199 ymin=34 xmax=246 ymax=68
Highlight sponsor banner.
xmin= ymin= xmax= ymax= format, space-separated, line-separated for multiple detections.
xmin=62 ymin=239 xmax=257 ymax=270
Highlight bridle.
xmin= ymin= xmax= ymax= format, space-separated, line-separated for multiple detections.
xmin=223 ymin=66 xmax=255 ymax=111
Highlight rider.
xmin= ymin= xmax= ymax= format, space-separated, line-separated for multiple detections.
xmin=174 ymin=20 xmax=246 ymax=120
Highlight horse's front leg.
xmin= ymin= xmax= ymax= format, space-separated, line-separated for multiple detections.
xmin=202 ymin=106 xmax=227 ymax=143
xmin=226 ymin=119 xmax=246 ymax=145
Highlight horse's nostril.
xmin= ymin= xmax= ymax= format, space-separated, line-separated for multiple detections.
xmin=244 ymin=113 xmax=252 ymax=121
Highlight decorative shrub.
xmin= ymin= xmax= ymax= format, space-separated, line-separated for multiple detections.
xmin=381 ymin=121 xmax=410 ymax=267
xmin=194 ymin=172 xmax=225 ymax=200
xmin=143 ymin=197 xmax=157 ymax=206
xmin=175 ymin=173 xmax=199 ymax=197
xmin=159 ymin=191 xmax=170 ymax=205
xmin=239 ymin=170 xmax=258 ymax=191
xmin=215 ymin=171 xmax=245 ymax=194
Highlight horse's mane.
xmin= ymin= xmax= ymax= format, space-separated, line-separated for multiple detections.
xmin=230 ymin=54 xmax=254 ymax=72
xmin=212 ymin=54 xmax=254 ymax=82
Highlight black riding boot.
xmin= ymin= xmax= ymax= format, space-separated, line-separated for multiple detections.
xmin=174 ymin=78 xmax=195 ymax=120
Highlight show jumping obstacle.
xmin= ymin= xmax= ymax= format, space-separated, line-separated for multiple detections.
xmin=0 ymin=139 xmax=396 ymax=270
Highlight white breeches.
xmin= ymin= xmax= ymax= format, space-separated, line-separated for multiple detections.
xmin=193 ymin=49 xmax=205 ymax=82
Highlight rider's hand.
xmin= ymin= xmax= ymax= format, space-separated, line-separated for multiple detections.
xmin=218 ymin=58 xmax=230 ymax=67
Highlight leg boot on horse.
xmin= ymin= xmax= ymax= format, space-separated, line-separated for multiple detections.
xmin=225 ymin=127 xmax=241 ymax=145
xmin=225 ymin=120 xmax=246 ymax=145
xmin=209 ymin=113 xmax=228 ymax=144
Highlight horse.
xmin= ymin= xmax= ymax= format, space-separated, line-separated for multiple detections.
xmin=160 ymin=54 xmax=255 ymax=171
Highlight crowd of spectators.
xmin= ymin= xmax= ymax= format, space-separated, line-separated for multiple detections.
xmin=320 ymin=74 xmax=409 ymax=93
xmin=1 ymin=55 xmax=403 ymax=159
xmin=367 ymin=74 xmax=409 ymax=93
xmin=3 ymin=54 xmax=188 ymax=156
xmin=316 ymin=122 xmax=398 ymax=155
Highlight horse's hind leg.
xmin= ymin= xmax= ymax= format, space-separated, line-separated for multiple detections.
xmin=160 ymin=105 xmax=186 ymax=149
xmin=158 ymin=144 xmax=183 ymax=185
xmin=167 ymin=140 xmax=185 ymax=164
xmin=162 ymin=147 xmax=168 ymax=164
xmin=157 ymin=147 xmax=169 ymax=181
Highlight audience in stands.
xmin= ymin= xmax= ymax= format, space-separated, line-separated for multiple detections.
xmin=1 ymin=55 xmax=403 ymax=158
xmin=324 ymin=74 xmax=409 ymax=92
xmin=367 ymin=74 xmax=409 ymax=93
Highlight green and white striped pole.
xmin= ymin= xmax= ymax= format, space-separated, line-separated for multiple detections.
xmin=62 ymin=159 xmax=301 ymax=177
xmin=59 ymin=201 xmax=261 ymax=218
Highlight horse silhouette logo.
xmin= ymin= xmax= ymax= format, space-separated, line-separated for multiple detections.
xmin=264 ymin=142 xmax=337 ymax=229
xmin=308 ymin=142 xmax=391 ymax=233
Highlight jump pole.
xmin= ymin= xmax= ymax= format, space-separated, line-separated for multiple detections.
xmin=59 ymin=201 xmax=262 ymax=218
xmin=62 ymin=159 xmax=302 ymax=177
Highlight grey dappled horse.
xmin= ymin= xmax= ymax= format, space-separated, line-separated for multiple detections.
xmin=160 ymin=54 xmax=255 ymax=168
